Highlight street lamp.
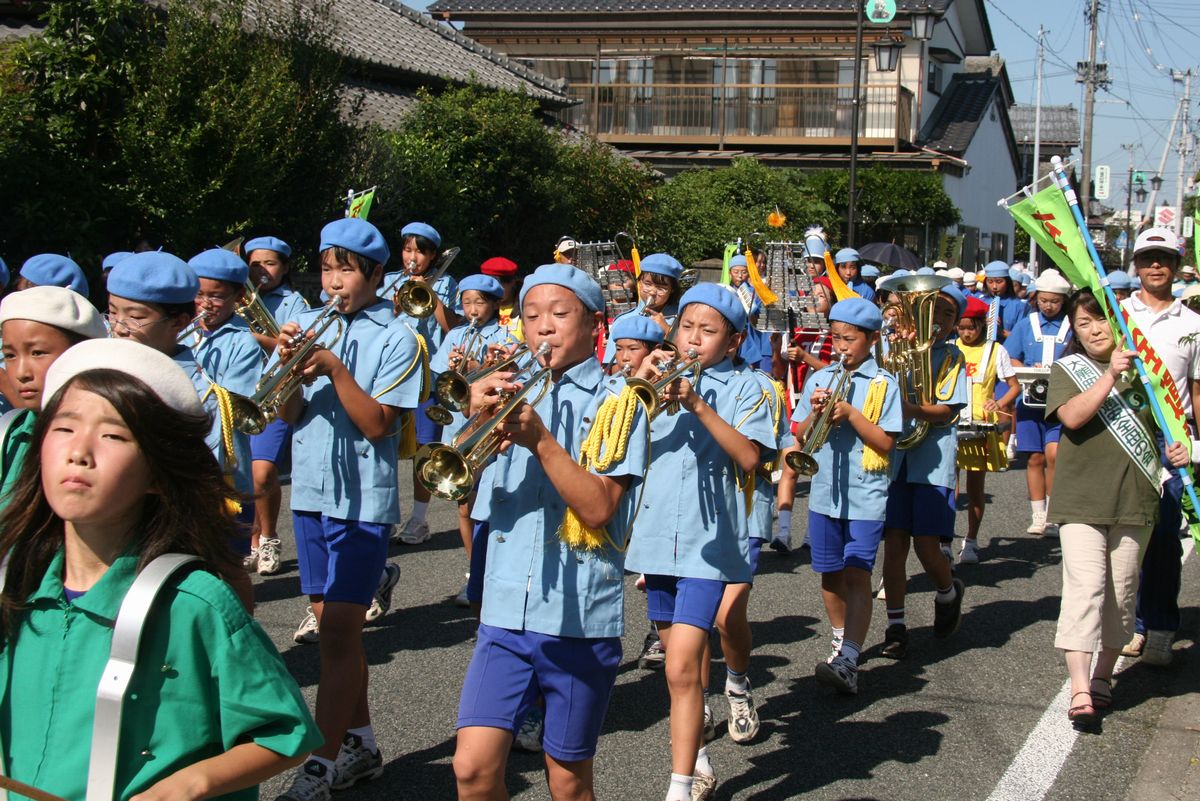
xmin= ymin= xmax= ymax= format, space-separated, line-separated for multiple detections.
xmin=871 ymin=36 xmax=904 ymax=73
xmin=910 ymin=11 xmax=937 ymax=41
xmin=1135 ymin=187 xmax=1147 ymax=204
xmin=1151 ymin=175 xmax=1164 ymax=191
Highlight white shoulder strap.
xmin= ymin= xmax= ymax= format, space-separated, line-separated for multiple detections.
xmin=87 ymin=554 xmax=201 ymax=801
xmin=0 ymin=410 xmax=26 ymax=473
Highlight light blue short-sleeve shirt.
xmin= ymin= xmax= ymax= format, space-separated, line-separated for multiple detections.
xmin=625 ymin=358 xmax=778 ymax=583
xmin=790 ymin=357 xmax=903 ymax=521
xmin=1004 ymin=312 xmax=1071 ymax=367
xmin=170 ymin=345 xmax=253 ymax=496
xmin=850 ymin=279 xmax=876 ymax=302
xmin=470 ymin=357 xmax=650 ymax=638
xmin=889 ymin=343 xmax=968 ymax=489
xmin=383 ymin=272 xmax=458 ymax=353
xmin=193 ymin=318 xmax=263 ymax=495
xmin=433 ymin=318 xmax=519 ymax=444
xmin=260 ymin=286 xmax=310 ymax=328
xmin=281 ymin=301 xmax=424 ymax=523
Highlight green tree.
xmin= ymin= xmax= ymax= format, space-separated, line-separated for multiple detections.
xmin=805 ymin=164 xmax=961 ymax=243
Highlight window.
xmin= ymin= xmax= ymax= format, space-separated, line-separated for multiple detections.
xmin=927 ymin=61 xmax=943 ymax=95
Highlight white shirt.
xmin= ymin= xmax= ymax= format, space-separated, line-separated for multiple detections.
xmin=1121 ymin=291 xmax=1200 ymax=418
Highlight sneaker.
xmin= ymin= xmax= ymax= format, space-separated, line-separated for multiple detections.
xmin=257 ymin=538 xmax=281 ymax=575
xmin=934 ymin=578 xmax=966 ymax=638
xmin=1006 ymin=439 xmax=1017 ymax=461
xmin=513 ymin=708 xmax=544 ymax=752
xmin=768 ymin=536 xmax=790 ymax=555
xmin=1042 ymin=522 xmax=1060 ymax=539
xmin=276 ymin=760 xmax=332 ymax=801
xmin=1141 ymin=630 xmax=1174 ymax=666
xmin=293 ymin=606 xmax=320 ymax=644
xmin=638 ymin=630 xmax=665 ymax=669
xmin=395 ymin=516 xmax=431 ymax=545
xmin=366 ymin=563 xmax=401 ymax=622
xmin=332 ymin=735 xmax=383 ymax=789
xmin=690 ymin=769 xmax=717 ymax=801
xmin=454 ymin=581 xmax=471 ymax=608
xmin=958 ymin=539 xmax=980 ymax=564
xmin=242 ymin=547 xmax=259 ymax=572
xmin=827 ymin=636 xmax=844 ymax=664
xmin=815 ymin=655 xmax=859 ymax=695
xmin=702 ymin=702 xmax=716 ymax=742
xmin=880 ymin=624 xmax=908 ymax=659
xmin=1121 ymin=631 xmax=1146 ymax=658
xmin=1027 ymin=509 xmax=1047 ymax=535
xmin=725 ymin=683 xmax=760 ymax=743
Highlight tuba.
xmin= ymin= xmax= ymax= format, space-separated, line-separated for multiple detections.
xmin=390 ymin=246 xmax=461 ymax=319
xmin=877 ymin=273 xmax=952 ymax=449
xmin=785 ymin=354 xmax=851 ymax=475
xmin=235 ymin=275 xmax=281 ymax=338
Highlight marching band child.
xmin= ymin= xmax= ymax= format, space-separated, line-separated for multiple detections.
xmin=625 ymin=283 xmax=776 ymax=801
xmin=954 ymin=296 xmax=1020 ymax=563
xmin=13 ymin=253 xmax=89 ymax=297
xmin=481 ymin=256 xmax=524 ymax=342
xmin=793 ymin=298 xmax=902 ymax=694
xmin=602 ymin=252 xmax=684 ymax=363
xmin=274 ymin=218 xmax=424 ymax=799
xmin=1005 ymin=270 xmax=1074 ymax=537
xmin=879 ymin=284 xmax=969 ymax=660
xmin=832 ymin=249 xmax=876 ymax=302
xmin=243 ymin=236 xmax=310 ymax=576
xmin=979 ymin=261 xmax=1026 ymax=342
xmin=452 ymin=264 xmax=649 ymax=801
xmin=0 ymin=338 xmax=321 ymax=800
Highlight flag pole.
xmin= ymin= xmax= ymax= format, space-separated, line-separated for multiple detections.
xmin=1049 ymin=154 xmax=1200 ymax=514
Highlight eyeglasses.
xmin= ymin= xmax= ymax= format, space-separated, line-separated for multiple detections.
xmin=105 ymin=313 xmax=167 ymax=333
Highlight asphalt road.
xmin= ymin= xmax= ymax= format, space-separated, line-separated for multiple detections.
xmin=256 ymin=460 xmax=1199 ymax=801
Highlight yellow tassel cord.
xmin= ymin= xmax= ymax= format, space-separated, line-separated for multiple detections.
xmin=823 ymin=251 xmax=861 ymax=302
xmin=372 ymin=328 xmax=430 ymax=460
xmin=860 ymin=376 xmax=890 ymax=472
xmin=733 ymin=390 xmax=772 ymax=517
xmin=558 ymin=386 xmax=646 ymax=552
xmin=202 ymin=383 xmax=243 ymax=516
xmin=935 ymin=351 xmax=963 ymax=402
xmin=744 ymin=246 xmax=779 ymax=306
xmin=631 ymin=244 xmax=642 ymax=279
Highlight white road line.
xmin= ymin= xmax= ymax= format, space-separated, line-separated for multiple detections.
xmin=986 ymin=538 xmax=1193 ymax=801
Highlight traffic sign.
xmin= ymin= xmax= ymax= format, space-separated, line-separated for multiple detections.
xmin=1156 ymin=206 xmax=1177 ymax=228
xmin=1185 ymin=214 xmax=1194 ymax=239
xmin=1094 ymin=165 xmax=1111 ymax=200
xmin=1114 ymin=230 xmax=1128 ymax=252
xmin=866 ymin=0 xmax=896 ymax=24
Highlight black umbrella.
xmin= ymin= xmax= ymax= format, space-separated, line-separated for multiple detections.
xmin=857 ymin=242 xmax=923 ymax=272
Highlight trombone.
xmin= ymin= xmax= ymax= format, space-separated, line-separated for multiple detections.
xmin=625 ymin=348 xmax=702 ymax=418
xmin=235 ymin=275 xmax=280 ymax=338
xmin=389 ymin=246 xmax=461 ymax=319
xmin=228 ymin=295 xmax=347 ymax=435
xmin=785 ymin=355 xmax=851 ymax=475
xmin=415 ymin=343 xmax=553 ymax=501
xmin=176 ymin=312 xmax=210 ymax=347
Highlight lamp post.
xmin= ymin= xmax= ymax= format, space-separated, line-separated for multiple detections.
xmin=847 ymin=14 xmax=904 ymax=245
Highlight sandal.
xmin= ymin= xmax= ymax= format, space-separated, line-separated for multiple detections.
xmin=1090 ymin=678 xmax=1113 ymax=710
xmin=1068 ymin=691 xmax=1098 ymax=726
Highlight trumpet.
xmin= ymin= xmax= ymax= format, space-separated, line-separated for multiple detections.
xmin=785 ymin=355 xmax=851 ymax=475
xmin=435 ymin=342 xmax=530 ymax=413
xmin=235 ymin=275 xmax=280 ymax=338
xmin=423 ymin=320 xmax=487 ymax=425
xmin=390 ymin=246 xmax=461 ymax=318
xmin=416 ymin=343 xmax=553 ymax=501
xmin=229 ymin=295 xmax=346 ymax=435
xmin=176 ymin=312 xmax=210 ymax=347
xmin=625 ymin=348 xmax=702 ymax=418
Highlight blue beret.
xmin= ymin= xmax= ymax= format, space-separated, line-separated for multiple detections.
xmin=804 ymin=234 xmax=829 ymax=259
xmin=983 ymin=260 xmax=1011 ymax=278
xmin=243 ymin=236 xmax=292 ymax=259
xmin=1008 ymin=267 xmax=1023 ymax=281
xmin=20 ymin=254 xmax=88 ymax=296
xmin=458 ymin=274 xmax=503 ymax=299
xmin=519 ymin=263 xmax=604 ymax=313
xmin=320 ymin=218 xmax=390 ymax=266
xmin=835 ymin=248 xmax=860 ymax=265
xmin=640 ymin=253 xmax=684 ymax=281
xmin=0 ymin=256 xmax=7 ymax=288
xmin=728 ymin=254 xmax=748 ymax=268
xmin=940 ymin=283 xmax=967 ymax=317
xmin=610 ymin=314 xmax=666 ymax=344
xmin=679 ymin=282 xmax=748 ymax=333
xmin=861 ymin=264 xmax=880 ymax=278
xmin=107 ymin=252 xmax=198 ymax=305
xmin=1106 ymin=271 xmax=1132 ymax=289
xmin=916 ymin=266 xmax=935 ymax=275
xmin=829 ymin=298 xmax=882 ymax=331
xmin=188 ymin=248 xmax=248 ymax=284
xmin=892 ymin=269 xmax=911 ymax=279
xmin=1019 ymin=273 xmax=1033 ymax=287
xmin=400 ymin=222 xmax=442 ymax=249
xmin=102 ymin=251 xmax=133 ymax=272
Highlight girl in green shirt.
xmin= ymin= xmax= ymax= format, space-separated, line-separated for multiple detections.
xmin=0 ymin=339 xmax=321 ymax=800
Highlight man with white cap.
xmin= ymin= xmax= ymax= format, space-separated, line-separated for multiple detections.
xmin=946 ymin=267 xmax=965 ymax=289
xmin=1119 ymin=227 xmax=1200 ymax=666
xmin=1172 ymin=263 xmax=1198 ymax=296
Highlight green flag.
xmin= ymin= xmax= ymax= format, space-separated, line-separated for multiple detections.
xmin=345 ymin=187 xmax=376 ymax=220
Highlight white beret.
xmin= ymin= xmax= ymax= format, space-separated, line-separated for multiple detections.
xmin=0 ymin=286 xmax=106 ymax=340
xmin=1034 ymin=270 xmax=1073 ymax=295
xmin=42 ymin=339 xmax=204 ymax=416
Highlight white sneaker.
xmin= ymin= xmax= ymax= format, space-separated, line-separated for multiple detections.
xmin=1006 ymin=440 xmax=1017 ymax=461
xmin=725 ymin=683 xmax=760 ymax=743
xmin=690 ymin=769 xmax=717 ymax=801
xmin=275 ymin=760 xmax=332 ymax=801
xmin=1042 ymin=522 xmax=1060 ymax=539
xmin=1027 ymin=509 xmax=1047 ymax=535
xmin=242 ymin=547 xmax=259 ymax=572
xmin=293 ymin=606 xmax=319 ymax=644
xmin=1141 ymin=630 xmax=1174 ymax=666
xmin=958 ymin=539 xmax=980 ymax=564
xmin=332 ymin=734 xmax=383 ymax=789
xmin=366 ymin=563 xmax=401 ymax=622
xmin=257 ymin=538 xmax=281 ymax=575
xmin=395 ymin=516 xmax=431 ymax=545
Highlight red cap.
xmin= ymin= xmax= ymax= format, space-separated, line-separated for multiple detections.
xmin=480 ymin=256 xmax=518 ymax=277
xmin=962 ymin=295 xmax=989 ymax=319
xmin=813 ymin=276 xmax=833 ymax=290
xmin=607 ymin=259 xmax=635 ymax=274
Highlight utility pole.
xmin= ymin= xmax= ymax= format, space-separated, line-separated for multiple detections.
xmin=847 ymin=4 xmax=865 ymax=245
xmin=1078 ymin=0 xmax=1104 ymax=219
xmin=1122 ymin=143 xmax=1135 ymax=265
xmin=1030 ymin=26 xmax=1045 ymax=271
xmin=1142 ymin=99 xmax=1181 ymax=229
xmin=1172 ymin=69 xmax=1193 ymax=237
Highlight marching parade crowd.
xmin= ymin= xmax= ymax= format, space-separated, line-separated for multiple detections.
xmin=0 ymin=214 xmax=1195 ymax=801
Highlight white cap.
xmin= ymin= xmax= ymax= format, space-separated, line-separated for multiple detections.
xmin=1181 ymin=264 xmax=1197 ymax=276
xmin=932 ymin=260 xmax=948 ymax=270
xmin=555 ymin=237 xmax=578 ymax=255
xmin=1133 ymin=227 xmax=1181 ymax=258
xmin=42 ymin=339 xmax=204 ymax=415
xmin=0 ymin=286 xmax=106 ymax=340
xmin=946 ymin=267 xmax=965 ymax=280
xmin=1034 ymin=269 xmax=1072 ymax=295
xmin=935 ymin=269 xmax=949 ymax=277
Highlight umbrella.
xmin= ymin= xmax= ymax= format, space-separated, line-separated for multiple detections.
xmin=857 ymin=242 xmax=922 ymax=272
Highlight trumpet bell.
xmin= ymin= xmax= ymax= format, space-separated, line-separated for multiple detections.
xmin=877 ymin=274 xmax=953 ymax=295
xmin=395 ymin=281 xmax=437 ymax=318
xmin=785 ymin=450 xmax=818 ymax=476
xmin=415 ymin=444 xmax=474 ymax=502
xmin=434 ymin=371 xmax=470 ymax=411
xmin=229 ymin=392 xmax=269 ymax=436
xmin=425 ymin=404 xmax=454 ymax=426
xmin=623 ymin=377 xmax=660 ymax=417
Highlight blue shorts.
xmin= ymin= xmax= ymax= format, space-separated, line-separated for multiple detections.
xmin=1015 ymin=401 xmax=1061 ymax=453
xmin=467 ymin=520 xmax=488 ymax=604
xmin=747 ymin=536 xmax=766 ymax=578
xmin=457 ymin=624 xmax=621 ymax=762
xmin=884 ymin=464 xmax=956 ymax=538
xmin=644 ymin=575 xmax=725 ymax=630
xmin=415 ymin=395 xmax=443 ymax=445
xmin=292 ymin=511 xmax=390 ymax=605
xmin=808 ymin=511 xmax=884 ymax=573
xmin=250 ymin=417 xmax=293 ymax=474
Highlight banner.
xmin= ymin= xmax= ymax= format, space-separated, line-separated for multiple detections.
xmin=345 ymin=187 xmax=376 ymax=220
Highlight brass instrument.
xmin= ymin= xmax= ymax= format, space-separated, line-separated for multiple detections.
xmin=235 ymin=275 xmax=280 ymax=338
xmin=390 ymin=246 xmax=462 ymax=318
xmin=415 ymin=343 xmax=553 ymax=501
xmin=877 ymin=273 xmax=953 ymax=449
xmin=229 ymin=295 xmax=346 ymax=435
xmin=435 ymin=342 xmax=530 ymax=413
xmin=176 ymin=312 xmax=210 ymax=347
xmin=785 ymin=355 xmax=851 ymax=475
xmin=625 ymin=348 xmax=702 ymax=418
